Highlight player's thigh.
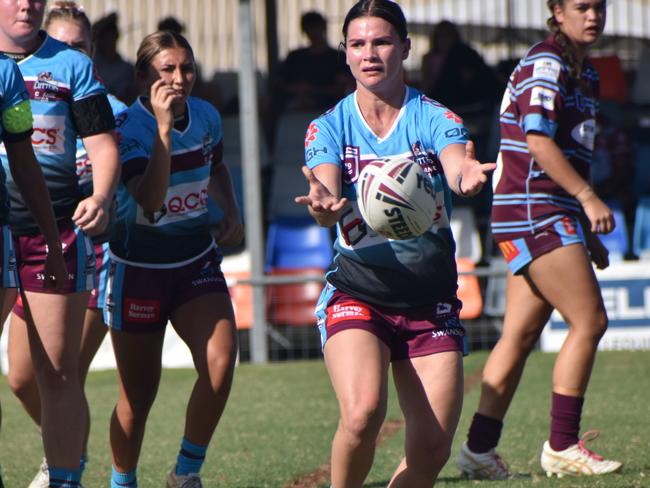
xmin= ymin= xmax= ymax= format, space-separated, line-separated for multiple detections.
xmin=7 ymin=311 xmax=34 ymax=385
xmin=324 ymin=329 xmax=391 ymax=419
xmin=392 ymin=351 xmax=463 ymax=443
xmin=501 ymin=271 xmax=554 ymax=343
xmin=170 ymin=291 xmax=237 ymax=369
xmin=79 ymin=308 xmax=108 ymax=380
xmin=526 ymin=243 xmax=605 ymax=328
xmin=110 ymin=328 xmax=165 ymax=404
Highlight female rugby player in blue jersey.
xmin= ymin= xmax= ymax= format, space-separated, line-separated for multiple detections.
xmin=457 ymin=0 xmax=621 ymax=480
xmin=295 ymin=1 xmax=494 ymax=487
xmin=0 ymin=42 xmax=67 ymax=488
xmin=105 ymin=30 xmax=242 ymax=488
xmin=0 ymin=0 xmax=121 ymax=486
xmin=5 ymin=3 xmax=128 ymax=486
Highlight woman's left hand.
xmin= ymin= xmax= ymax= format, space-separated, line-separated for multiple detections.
xmin=458 ymin=141 xmax=497 ymax=197
xmin=585 ymin=232 xmax=609 ymax=270
xmin=215 ymin=211 xmax=244 ymax=248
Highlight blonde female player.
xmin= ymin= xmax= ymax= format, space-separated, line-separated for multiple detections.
xmin=105 ymin=30 xmax=242 ymax=488
xmin=0 ymin=0 xmax=121 ymax=486
xmin=296 ymin=1 xmax=495 ymax=486
xmin=456 ymin=0 xmax=621 ymax=480
xmin=5 ymin=2 xmax=127 ymax=486
xmin=0 ymin=51 xmax=67 ymax=488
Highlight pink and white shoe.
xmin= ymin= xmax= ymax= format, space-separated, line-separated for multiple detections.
xmin=540 ymin=431 xmax=622 ymax=477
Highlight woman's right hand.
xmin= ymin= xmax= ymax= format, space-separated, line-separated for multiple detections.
xmin=150 ymin=79 xmax=182 ymax=132
xmin=295 ymin=166 xmax=347 ymax=226
xmin=577 ymin=188 xmax=615 ymax=234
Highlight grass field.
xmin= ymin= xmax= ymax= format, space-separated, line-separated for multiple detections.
xmin=1 ymin=350 xmax=648 ymax=487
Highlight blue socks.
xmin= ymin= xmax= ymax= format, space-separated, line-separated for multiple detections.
xmin=48 ymin=467 xmax=81 ymax=488
xmin=175 ymin=437 xmax=207 ymax=476
xmin=110 ymin=466 xmax=137 ymax=488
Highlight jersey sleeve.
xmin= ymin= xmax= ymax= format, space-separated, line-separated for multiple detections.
xmin=428 ymin=102 xmax=468 ymax=155
xmin=304 ymin=117 xmax=340 ymax=169
xmin=71 ymin=51 xmax=107 ymax=101
xmin=515 ymin=53 xmax=566 ymax=138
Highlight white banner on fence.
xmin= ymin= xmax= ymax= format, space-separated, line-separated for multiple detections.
xmin=0 ymin=321 xmax=194 ymax=375
xmin=541 ymin=262 xmax=650 ymax=352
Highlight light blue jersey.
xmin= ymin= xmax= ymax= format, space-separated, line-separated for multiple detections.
xmin=0 ymin=55 xmax=32 ymax=225
xmin=111 ymin=96 xmax=224 ymax=265
xmin=0 ymin=33 xmax=108 ymax=234
xmin=306 ymin=87 xmax=468 ymax=307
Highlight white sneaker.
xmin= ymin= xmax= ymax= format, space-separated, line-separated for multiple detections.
xmin=456 ymin=442 xmax=510 ymax=480
xmin=28 ymin=458 xmax=49 ymax=488
xmin=166 ymin=465 xmax=203 ymax=488
xmin=541 ymin=431 xmax=622 ymax=477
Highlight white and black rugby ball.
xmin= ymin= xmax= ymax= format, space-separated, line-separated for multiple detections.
xmin=357 ymin=157 xmax=439 ymax=240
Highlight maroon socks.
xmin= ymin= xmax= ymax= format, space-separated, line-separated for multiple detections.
xmin=467 ymin=412 xmax=503 ymax=453
xmin=549 ymin=392 xmax=584 ymax=451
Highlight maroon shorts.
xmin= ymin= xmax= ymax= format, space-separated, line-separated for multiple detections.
xmin=103 ymin=246 xmax=230 ymax=333
xmin=316 ymin=287 xmax=466 ymax=361
xmin=13 ymin=222 xmax=95 ymax=294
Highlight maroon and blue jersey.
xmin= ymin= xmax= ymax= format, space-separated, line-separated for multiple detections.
xmin=306 ymin=86 xmax=468 ymax=308
xmin=491 ymin=36 xmax=599 ymax=241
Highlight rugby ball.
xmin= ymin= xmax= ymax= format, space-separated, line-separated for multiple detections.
xmin=357 ymin=157 xmax=439 ymax=240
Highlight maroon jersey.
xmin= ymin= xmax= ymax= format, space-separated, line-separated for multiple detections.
xmin=491 ymin=36 xmax=599 ymax=241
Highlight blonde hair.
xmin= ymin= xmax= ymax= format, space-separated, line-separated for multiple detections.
xmin=43 ymin=1 xmax=91 ymax=39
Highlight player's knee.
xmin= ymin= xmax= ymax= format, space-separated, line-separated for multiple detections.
xmin=339 ymin=402 xmax=384 ymax=442
xmin=7 ymin=368 xmax=36 ymax=400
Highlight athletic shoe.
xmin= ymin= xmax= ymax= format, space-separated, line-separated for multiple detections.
xmin=456 ymin=442 xmax=510 ymax=480
xmin=28 ymin=458 xmax=49 ymax=488
xmin=541 ymin=431 xmax=622 ymax=477
xmin=166 ymin=466 xmax=203 ymax=488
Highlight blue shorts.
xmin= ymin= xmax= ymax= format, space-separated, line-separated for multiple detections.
xmin=0 ymin=225 xmax=18 ymax=288
xmin=496 ymin=215 xmax=584 ymax=274
xmin=315 ymin=283 xmax=467 ymax=361
xmin=103 ymin=245 xmax=230 ymax=333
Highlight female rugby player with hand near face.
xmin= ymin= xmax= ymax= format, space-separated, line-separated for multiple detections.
xmin=105 ymin=30 xmax=242 ymax=488
xmin=456 ymin=0 xmax=621 ymax=480
xmin=296 ymin=1 xmax=494 ymax=487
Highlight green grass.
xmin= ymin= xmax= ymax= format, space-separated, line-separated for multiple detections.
xmin=1 ymin=351 xmax=648 ymax=487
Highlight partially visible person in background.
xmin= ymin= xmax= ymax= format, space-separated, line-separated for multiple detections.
xmin=276 ymin=11 xmax=353 ymax=112
xmin=6 ymin=3 xmax=128 ymax=487
xmin=92 ymin=12 xmax=138 ymax=105
xmin=457 ymin=0 xmax=622 ymax=480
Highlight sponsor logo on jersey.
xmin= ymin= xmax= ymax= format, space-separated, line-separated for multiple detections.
xmin=327 ymin=301 xmax=371 ymax=326
xmin=123 ymin=298 xmax=161 ymax=323
xmin=304 ymin=122 xmax=318 ymax=148
xmin=135 ymin=179 xmax=209 ymax=227
xmin=530 ymin=86 xmax=556 ymax=110
xmin=410 ymin=141 xmax=437 ymax=175
xmin=343 ymin=145 xmax=361 ymax=183
xmin=306 ymin=145 xmax=328 ymax=163
xmin=561 ymin=217 xmax=577 ymax=235
xmin=444 ymin=110 xmax=463 ymax=124
xmin=533 ymin=58 xmax=561 ymax=81
xmin=26 ymin=73 xmax=71 ymax=102
xmin=31 ymin=114 xmax=66 ymax=154
xmin=571 ymin=118 xmax=595 ymax=150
